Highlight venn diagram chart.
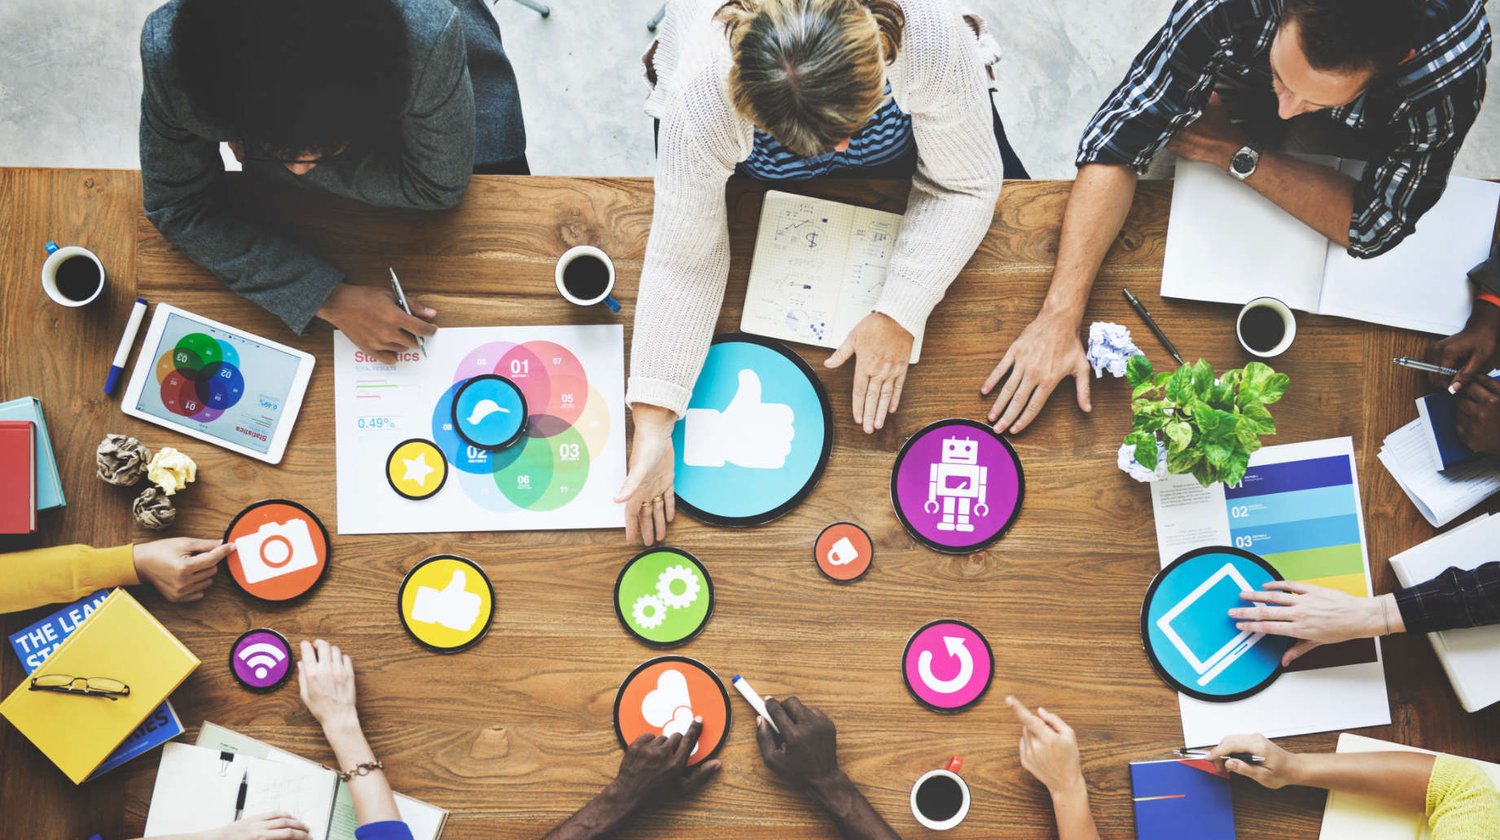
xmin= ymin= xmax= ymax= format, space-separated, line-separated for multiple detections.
xmin=154 ymin=331 xmax=247 ymax=423
xmin=333 ymin=326 xmax=626 ymax=534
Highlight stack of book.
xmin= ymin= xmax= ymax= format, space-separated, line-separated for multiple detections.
xmin=1378 ymin=383 xmax=1500 ymax=527
xmin=0 ymin=396 xmax=66 ymax=534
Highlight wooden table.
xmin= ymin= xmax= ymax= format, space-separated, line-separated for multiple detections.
xmin=2 ymin=168 xmax=1497 ymax=839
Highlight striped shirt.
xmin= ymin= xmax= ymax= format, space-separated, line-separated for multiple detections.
xmin=739 ymin=87 xmax=916 ymax=181
xmin=1076 ymin=0 xmax=1491 ymax=258
xmin=1395 ymin=561 xmax=1500 ymax=634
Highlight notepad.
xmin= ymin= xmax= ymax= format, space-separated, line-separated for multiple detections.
xmin=144 ymin=743 xmax=339 ymax=839
xmin=1162 ymin=159 xmax=1500 ymax=335
xmin=197 ymin=721 xmax=448 ymax=840
xmin=1319 ymin=733 xmax=1500 ymax=839
xmin=740 ymin=190 xmax=922 ymax=363
xmin=1388 ymin=513 xmax=1500 ymax=712
xmin=1130 ymin=757 xmax=1236 ymax=839
xmin=0 ymin=588 xmax=199 ymax=783
xmin=1379 ymin=419 xmax=1500 ymax=527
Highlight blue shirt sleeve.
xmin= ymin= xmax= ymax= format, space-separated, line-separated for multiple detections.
xmin=354 ymin=820 xmax=416 ymax=840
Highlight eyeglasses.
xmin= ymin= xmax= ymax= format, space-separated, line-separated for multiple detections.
xmin=28 ymin=673 xmax=131 ymax=701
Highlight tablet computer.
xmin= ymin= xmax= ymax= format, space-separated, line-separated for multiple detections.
xmin=121 ymin=304 xmax=315 ymax=464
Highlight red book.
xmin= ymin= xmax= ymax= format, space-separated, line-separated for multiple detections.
xmin=0 ymin=420 xmax=36 ymax=534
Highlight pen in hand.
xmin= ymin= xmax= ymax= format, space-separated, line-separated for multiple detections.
xmin=234 ymin=769 xmax=248 ymax=821
xmin=1172 ymin=748 xmax=1265 ymax=765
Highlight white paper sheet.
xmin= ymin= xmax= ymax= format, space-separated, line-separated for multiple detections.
xmin=144 ymin=743 xmax=337 ymax=839
xmin=1379 ymin=419 xmax=1500 ymax=528
xmin=333 ymin=325 xmax=626 ymax=535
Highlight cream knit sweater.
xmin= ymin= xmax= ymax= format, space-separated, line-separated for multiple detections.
xmin=629 ymin=0 xmax=1005 ymax=416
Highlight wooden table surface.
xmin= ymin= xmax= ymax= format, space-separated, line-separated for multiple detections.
xmin=2 ymin=168 xmax=1497 ymax=839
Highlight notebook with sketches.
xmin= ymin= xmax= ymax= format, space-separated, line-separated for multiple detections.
xmin=198 ymin=721 xmax=448 ymax=840
xmin=1162 ymin=159 xmax=1500 ymax=335
xmin=740 ymin=190 xmax=923 ymax=363
xmin=144 ymin=742 xmax=339 ymax=839
xmin=1388 ymin=513 xmax=1500 ymax=712
xmin=1378 ymin=419 xmax=1500 ymax=527
xmin=1319 ymin=733 xmax=1500 ymax=839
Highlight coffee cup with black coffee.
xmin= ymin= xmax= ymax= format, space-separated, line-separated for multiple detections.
xmin=41 ymin=241 xmax=106 ymax=307
xmin=910 ymin=756 xmax=970 ymax=831
xmin=555 ymin=245 xmax=621 ymax=313
xmin=1236 ymin=296 xmax=1296 ymax=358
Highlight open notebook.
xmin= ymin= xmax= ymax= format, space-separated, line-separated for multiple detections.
xmin=144 ymin=743 xmax=339 ymax=839
xmin=740 ymin=190 xmax=923 ymax=363
xmin=1320 ymin=733 xmax=1500 ymax=839
xmin=1162 ymin=159 xmax=1500 ymax=335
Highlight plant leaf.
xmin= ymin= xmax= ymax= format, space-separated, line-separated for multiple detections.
xmin=1126 ymin=353 xmax=1154 ymax=388
xmin=1190 ymin=359 xmax=1214 ymax=397
xmin=1240 ymin=402 xmax=1276 ymax=435
xmin=1208 ymin=382 xmax=1234 ymax=409
xmin=1223 ymin=450 xmax=1251 ymax=488
xmin=1260 ymin=372 xmax=1290 ymax=404
xmin=1167 ymin=446 xmax=1201 ymax=474
xmin=1164 ymin=420 xmax=1193 ymax=454
xmin=1165 ymin=363 xmax=1195 ymax=404
xmin=1125 ymin=431 xmax=1158 ymax=469
xmin=1132 ymin=381 xmax=1159 ymax=399
xmin=1191 ymin=459 xmax=1216 ymax=487
xmin=1242 ymin=361 xmax=1273 ymax=390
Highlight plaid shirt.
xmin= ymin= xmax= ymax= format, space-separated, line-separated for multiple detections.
xmin=1077 ymin=0 xmax=1491 ymax=258
xmin=1395 ymin=561 xmax=1500 ymax=633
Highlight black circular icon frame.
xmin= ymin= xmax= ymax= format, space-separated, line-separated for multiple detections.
xmin=612 ymin=547 xmax=716 ymax=649
xmin=611 ymin=655 xmax=731 ymax=762
xmin=1139 ymin=545 xmax=1288 ymax=703
xmin=813 ymin=521 xmax=874 ymax=583
xmin=889 ymin=418 xmax=1025 ymax=555
xmin=451 ymin=374 xmax=528 ymax=451
xmin=228 ymin=627 xmax=294 ymax=693
xmin=674 ymin=333 xmax=834 ymax=528
xmin=396 ymin=554 xmax=496 ymax=655
xmin=221 ymin=498 xmax=332 ymax=602
xmin=900 ymin=618 xmax=995 ymax=713
xmin=384 ymin=438 xmax=450 ymax=500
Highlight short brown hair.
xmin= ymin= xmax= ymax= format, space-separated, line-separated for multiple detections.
xmin=1281 ymin=0 xmax=1422 ymax=74
xmin=719 ymin=0 xmax=905 ymax=157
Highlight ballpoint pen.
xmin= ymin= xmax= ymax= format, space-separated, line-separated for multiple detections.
xmin=1172 ymin=748 xmax=1265 ymax=765
xmin=1392 ymin=356 xmax=1458 ymax=377
xmin=233 ymin=769 xmax=248 ymax=821
xmin=1122 ymin=288 xmax=1184 ymax=366
xmin=387 ymin=267 xmax=426 ymax=356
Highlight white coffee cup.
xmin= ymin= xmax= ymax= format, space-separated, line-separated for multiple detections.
xmin=826 ymin=536 xmax=859 ymax=567
xmin=1235 ymin=296 xmax=1296 ymax=358
xmin=555 ymin=245 xmax=620 ymax=313
xmin=911 ymin=758 xmax=970 ymax=831
xmin=41 ymin=242 xmax=106 ymax=307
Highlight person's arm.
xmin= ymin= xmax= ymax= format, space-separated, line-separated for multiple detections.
xmin=1430 ymin=290 xmax=1500 ymax=393
xmin=1212 ymin=734 xmax=1435 ymax=809
xmin=1008 ymin=697 xmax=1100 ymax=840
xmin=296 ymin=641 xmax=407 ymax=837
xmin=754 ymin=697 xmax=899 ymax=840
xmin=543 ymin=719 xmax=720 ymax=840
xmin=141 ymin=812 xmax=311 ymax=840
xmin=0 ymin=538 xmax=232 ymax=614
xmin=1453 ymin=375 xmax=1500 ymax=455
xmin=1424 ymin=754 xmax=1500 ymax=839
xmin=1393 ymin=561 xmax=1500 ymax=633
xmin=1229 ymin=580 xmax=1404 ymax=666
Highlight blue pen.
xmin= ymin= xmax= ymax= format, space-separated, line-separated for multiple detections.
xmin=105 ymin=298 xmax=148 ymax=396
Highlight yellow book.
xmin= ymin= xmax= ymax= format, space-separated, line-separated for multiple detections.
xmin=0 ymin=588 xmax=198 ymax=783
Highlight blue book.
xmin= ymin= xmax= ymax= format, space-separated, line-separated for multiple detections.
xmin=0 ymin=397 xmax=65 ymax=510
xmin=1130 ymin=758 xmax=1236 ymax=839
xmin=1416 ymin=372 xmax=1500 ymax=471
xmin=8 ymin=589 xmax=183 ymax=780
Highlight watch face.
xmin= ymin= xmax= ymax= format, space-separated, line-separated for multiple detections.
xmin=1231 ymin=149 xmax=1257 ymax=176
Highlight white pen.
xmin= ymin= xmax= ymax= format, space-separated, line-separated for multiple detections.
xmin=731 ymin=674 xmax=781 ymax=735
xmin=387 ymin=267 xmax=426 ymax=355
xmin=105 ymin=297 xmax=148 ymax=396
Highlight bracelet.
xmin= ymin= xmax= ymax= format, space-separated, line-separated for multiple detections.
xmin=336 ymin=759 xmax=384 ymax=781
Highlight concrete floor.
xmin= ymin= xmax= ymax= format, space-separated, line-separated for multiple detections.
xmin=2 ymin=0 xmax=1498 ymax=178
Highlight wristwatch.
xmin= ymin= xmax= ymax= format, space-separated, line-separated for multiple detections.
xmin=1228 ymin=141 xmax=1261 ymax=181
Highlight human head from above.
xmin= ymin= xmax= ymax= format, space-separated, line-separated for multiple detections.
xmin=1269 ymin=0 xmax=1422 ymax=119
xmin=172 ymin=0 xmax=411 ymax=175
xmin=719 ymin=0 xmax=905 ymax=157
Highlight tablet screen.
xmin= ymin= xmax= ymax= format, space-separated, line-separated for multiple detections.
xmin=131 ymin=312 xmax=303 ymax=455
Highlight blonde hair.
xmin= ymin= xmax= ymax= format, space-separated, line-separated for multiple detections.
xmin=719 ymin=0 xmax=905 ymax=157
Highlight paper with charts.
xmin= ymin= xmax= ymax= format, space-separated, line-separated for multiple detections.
xmin=334 ymin=325 xmax=625 ymax=534
xmin=1150 ymin=437 xmax=1389 ymax=746
xmin=740 ymin=190 xmax=923 ymax=363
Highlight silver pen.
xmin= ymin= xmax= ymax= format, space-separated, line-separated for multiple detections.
xmin=387 ymin=267 xmax=426 ymax=356
xmin=1172 ymin=748 xmax=1265 ymax=765
xmin=1393 ymin=356 xmax=1457 ymax=377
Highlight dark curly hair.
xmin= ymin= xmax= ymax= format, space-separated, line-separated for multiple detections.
xmin=173 ymin=0 xmax=411 ymax=158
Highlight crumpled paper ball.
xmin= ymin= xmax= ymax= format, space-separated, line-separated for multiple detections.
xmin=1118 ymin=440 xmax=1168 ymax=483
xmin=132 ymin=486 xmax=177 ymax=530
xmin=146 ymin=447 xmax=197 ymax=496
xmin=96 ymin=434 xmax=153 ymax=486
xmin=1087 ymin=321 xmax=1143 ymax=379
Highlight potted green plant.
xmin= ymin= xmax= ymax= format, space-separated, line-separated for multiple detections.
xmin=1120 ymin=355 xmax=1289 ymax=488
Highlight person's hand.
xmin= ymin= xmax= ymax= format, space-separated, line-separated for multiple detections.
xmin=755 ymin=697 xmax=844 ymax=791
xmin=983 ymin=314 xmax=1091 ymax=434
xmin=1229 ymin=582 xmax=1401 ymax=666
xmin=1208 ymin=734 xmax=1300 ymax=789
xmin=132 ymin=538 xmax=233 ymax=602
xmin=1455 ymin=374 xmax=1500 ymax=454
xmin=1167 ymin=92 xmax=1248 ymax=168
xmin=615 ymin=404 xmax=677 ymax=546
xmin=297 ymin=640 xmax=358 ymax=732
xmin=1431 ymin=302 xmax=1500 ymax=392
xmin=604 ymin=718 xmax=720 ymax=809
xmin=1008 ymin=696 xmax=1087 ymax=798
xmin=824 ymin=312 xmax=913 ymax=434
xmin=200 ymin=812 xmax=311 ymax=840
xmin=317 ymin=283 xmax=437 ymax=364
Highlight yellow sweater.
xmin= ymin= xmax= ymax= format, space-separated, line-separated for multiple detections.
xmin=0 ymin=544 xmax=139 ymax=614
xmin=1429 ymin=754 xmax=1500 ymax=839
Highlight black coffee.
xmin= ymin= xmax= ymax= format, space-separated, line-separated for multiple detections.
xmin=1240 ymin=305 xmax=1286 ymax=352
xmin=562 ymin=254 xmax=610 ymax=301
xmin=55 ymin=255 xmax=102 ymax=302
xmin=915 ymin=774 xmax=964 ymax=822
